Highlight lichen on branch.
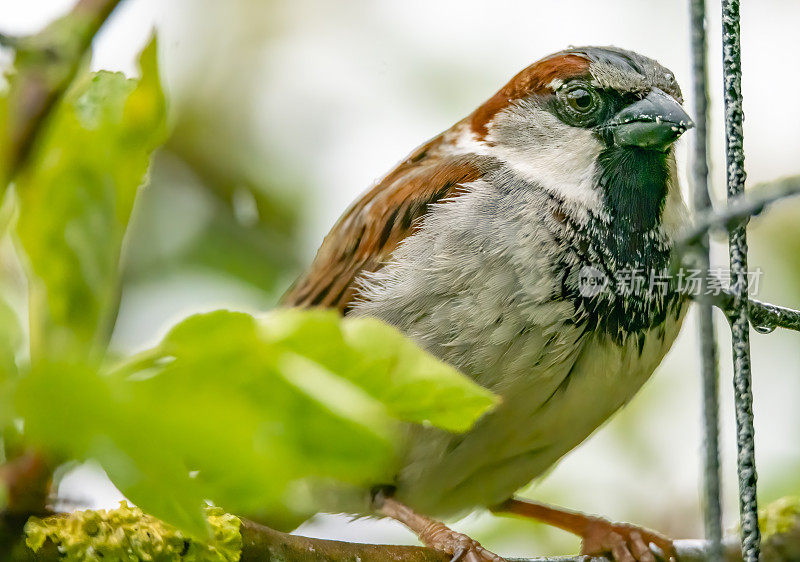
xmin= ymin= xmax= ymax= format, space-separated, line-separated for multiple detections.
xmin=24 ymin=502 xmax=241 ymax=561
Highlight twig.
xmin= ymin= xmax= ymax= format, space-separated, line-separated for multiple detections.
xmin=0 ymin=33 xmax=19 ymax=49
xmin=0 ymin=452 xmax=51 ymax=515
xmin=1 ymin=0 xmax=125 ymax=184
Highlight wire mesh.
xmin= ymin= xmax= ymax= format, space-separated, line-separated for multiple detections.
xmin=689 ymin=1 xmax=724 ymax=560
xmin=719 ymin=0 xmax=761 ymax=560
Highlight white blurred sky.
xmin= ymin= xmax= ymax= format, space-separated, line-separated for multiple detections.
xmin=5 ymin=0 xmax=800 ymax=234
xmin=2 ymin=1 xmax=799 ymax=557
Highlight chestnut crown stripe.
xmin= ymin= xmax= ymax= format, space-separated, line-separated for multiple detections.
xmin=470 ymin=53 xmax=591 ymax=139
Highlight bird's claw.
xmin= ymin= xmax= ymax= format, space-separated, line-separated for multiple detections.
xmin=426 ymin=526 xmax=505 ymax=562
xmin=580 ymin=517 xmax=678 ymax=562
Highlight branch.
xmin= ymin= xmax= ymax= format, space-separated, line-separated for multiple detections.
xmin=238 ymin=523 xmax=742 ymax=562
xmin=1 ymin=0 xmax=125 ymax=184
xmin=2 ymin=500 xmax=799 ymax=562
xmin=0 ymin=33 xmax=19 ymax=49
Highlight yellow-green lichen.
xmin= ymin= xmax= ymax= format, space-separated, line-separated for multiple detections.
xmin=24 ymin=501 xmax=242 ymax=561
xmin=759 ymin=496 xmax=800 ymax=541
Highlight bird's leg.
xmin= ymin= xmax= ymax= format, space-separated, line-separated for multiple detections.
xmin=374 ymin=490 xmax=505 ymax=562
xmin=491 ymin=498 xmax=677 ymax=562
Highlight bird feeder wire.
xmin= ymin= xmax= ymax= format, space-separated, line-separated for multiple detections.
xmin=689 ymin=1 xmax=724 ymax=561
xmin=720 ymin=1 xmax=761 ymax=560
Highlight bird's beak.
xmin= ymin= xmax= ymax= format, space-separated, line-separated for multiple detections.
xmin=605 ymin=88 xmax=694 ymax=152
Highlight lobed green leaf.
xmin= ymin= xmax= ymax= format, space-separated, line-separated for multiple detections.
xmin=263 ymin=309 xmax=499 ymax=432
xmin=16 ymin=308 xmax=498 ymax=537
xmin=13 ymin=37 xmax=166 ymax=360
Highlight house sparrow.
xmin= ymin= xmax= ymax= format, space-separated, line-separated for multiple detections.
xmin=284 ymin=46 xmax=693 ymax=562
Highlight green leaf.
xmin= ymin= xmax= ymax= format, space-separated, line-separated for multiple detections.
xmin=15 ymin=360 xmax=213 ymax=536
xmin=341 ymin=317 xmax=499 ymax=432
xmin=14 ymin=37 xmax=166 ymax=360
xmin=16 ymin=312 xmax=395 ymax=535
xmin=0 ymin=296 xmax=22 ymax=430
xmin=262 ymin=309 xmax=499 ymax=432
xmin=0 ymin=296 xmax=21 ymax=377
xmin=15 ymin=308 xmax=498 ymax=537
xmin=156 ymin=309 xmax=398 ymax=491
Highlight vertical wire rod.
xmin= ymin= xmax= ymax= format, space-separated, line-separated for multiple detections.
xmin=689 ymin=1 xmax=724 ymax=560
xmin=720 ymin=1 xmax=761 ymax=561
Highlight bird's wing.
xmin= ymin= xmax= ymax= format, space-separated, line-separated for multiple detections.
xmin=282 ymin=132 xmax=489 ymax=313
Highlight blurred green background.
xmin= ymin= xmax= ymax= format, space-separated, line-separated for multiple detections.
xmin=2 ymin=0 xmax=799 ymax=557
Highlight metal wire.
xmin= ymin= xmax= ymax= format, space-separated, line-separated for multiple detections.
xmin=720 ymin=1 xmax=761 ymax=560
xmin=689 ymin=1 xmax=724 ymax=560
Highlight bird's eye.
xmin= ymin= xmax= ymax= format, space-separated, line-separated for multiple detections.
xmin=565 ymin=87 xmax=597 ymax=113
xmin=555 ymin=83 xmax=604 ymax=127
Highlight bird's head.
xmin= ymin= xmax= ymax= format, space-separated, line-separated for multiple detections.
xmin=472 ymin=45 xmax=692 ymax=153
xmin=470 ymin=46 xmax=693 ymax=231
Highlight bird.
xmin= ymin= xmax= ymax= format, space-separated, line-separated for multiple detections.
xmin=283 ymin=46 xmax=694 ymax=562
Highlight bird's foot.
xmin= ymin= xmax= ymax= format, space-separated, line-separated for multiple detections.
xmin=376 ymin=492 xmax=505 ymax=561
xmin=419 ymin=519 xmax=506 ymax=562
xmin=580 ymin=517 xmax=677 ymax=562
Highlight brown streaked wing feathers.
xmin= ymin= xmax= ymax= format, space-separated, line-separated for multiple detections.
xmin=283 ymin=52 xmax=592 ymax=313
xmin=282 ymin=133 xmax=487 ymax=314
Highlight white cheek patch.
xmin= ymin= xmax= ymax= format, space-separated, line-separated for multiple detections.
xmin=483 ymin=102 xmax=606 ymax=221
